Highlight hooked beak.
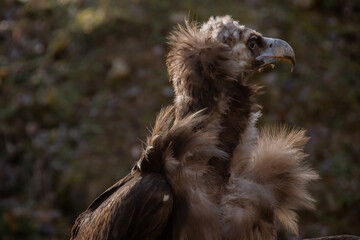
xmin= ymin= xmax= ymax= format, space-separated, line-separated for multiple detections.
xmin=256 ymin=37 xmax=295 ymax=72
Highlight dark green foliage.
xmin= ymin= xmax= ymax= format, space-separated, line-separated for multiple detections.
xmin=0 ymin=0 xmax=359 ymax=239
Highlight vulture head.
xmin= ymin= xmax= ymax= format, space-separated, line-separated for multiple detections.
xmin=201 ymin=16 xmax=295 ymax=74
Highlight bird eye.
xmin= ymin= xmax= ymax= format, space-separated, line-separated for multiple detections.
xmin=248 ymin=36 xmax=257 ymax=50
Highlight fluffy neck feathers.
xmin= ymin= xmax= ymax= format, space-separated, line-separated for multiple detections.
xmin=167 ymin=21 xmax=260 ymax=179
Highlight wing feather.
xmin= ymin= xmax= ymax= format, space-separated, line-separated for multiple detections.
xmin=71 ymin=172 xmax=173 ymax=240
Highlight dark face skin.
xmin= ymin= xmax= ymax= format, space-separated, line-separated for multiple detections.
xmin=228 ymin=27 xmax=296 ymax=74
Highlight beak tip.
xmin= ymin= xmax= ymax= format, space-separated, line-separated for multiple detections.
xmin=291 ymin=60 xmax=295 ymax=72
xmin=291 ymin=58 xmax=295 ymax=72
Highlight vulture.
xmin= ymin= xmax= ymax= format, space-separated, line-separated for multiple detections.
xmin=71 ymin=16 xmax=319 ymax=240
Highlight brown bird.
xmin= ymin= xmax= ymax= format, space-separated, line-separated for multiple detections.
xmin=71 ymin=16 xmax=318 ymax=240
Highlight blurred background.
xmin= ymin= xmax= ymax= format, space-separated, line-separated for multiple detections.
xmin=0 ymin=0 xmax=359 ymax=239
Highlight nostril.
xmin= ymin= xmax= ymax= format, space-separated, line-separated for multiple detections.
xmin=269 ymin=43 xmax=273 ymax=47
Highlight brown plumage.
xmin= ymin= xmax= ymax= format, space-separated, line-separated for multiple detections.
xmin=71 ymin=16 xmax=319 ymax=240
